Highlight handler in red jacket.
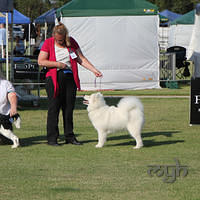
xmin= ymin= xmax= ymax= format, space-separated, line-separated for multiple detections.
xmin=38 ymin=23 xmax=102 ymax=146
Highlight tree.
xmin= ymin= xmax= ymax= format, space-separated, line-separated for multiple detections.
xmin=172 ymin=0 xmax=193 ymax=14
xmin=148 ymin=0 xmax=198 ymax=14
xmin=14 ymin=0 xmax=52 ymax=21
xmin=54 ymin=0 xmax=71 ymax=7
xmin=13 ymin=0 xmax=71 ymax=21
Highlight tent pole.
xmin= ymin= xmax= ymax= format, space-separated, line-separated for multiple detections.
xmin=6 ymin=13 xmax=9 ymax=80
xmin=28 ymin=23 xmax=31 ymax=55
xmin=10 ymin=10 xmax=14 ymax=82
xmin=1 ymin=44 xmax=3 ymax=58
xmin=45 ymin=22 xmax=47 ymax=40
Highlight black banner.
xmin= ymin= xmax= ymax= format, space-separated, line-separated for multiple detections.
xmin=0 ymin=0 xmax=13 ymax=12
xmin=190 ymin=78 xmax=200 ymax=125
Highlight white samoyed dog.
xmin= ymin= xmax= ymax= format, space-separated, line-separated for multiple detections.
xmin=83 ymin=93 xmax=144 ymax=149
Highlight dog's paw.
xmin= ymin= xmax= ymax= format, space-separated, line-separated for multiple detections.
xmin=11 ymin=144 xmax=19 ymax=148
xmin=11 ymin=138 xmax=20 ymax=149
xmin=95 ymin=144 xmax=103 ymax=148
xmin=133 ymin=145 xmax=143 ymax=149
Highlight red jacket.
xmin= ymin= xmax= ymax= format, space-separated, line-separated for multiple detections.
xmin=41 ymin=36 xmax=81 ymax=97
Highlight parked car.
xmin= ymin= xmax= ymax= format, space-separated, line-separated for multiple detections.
xmin=13 ymin=26 xmax=24 ymax=39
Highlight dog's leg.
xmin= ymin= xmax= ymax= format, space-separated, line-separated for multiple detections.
xmin=127 ymin=122 xmax=143 ymax=149
xmin=0 ymin=125 xmax=19 ymax=148
xmin=96 ymin=130 xmax=107 ymax=148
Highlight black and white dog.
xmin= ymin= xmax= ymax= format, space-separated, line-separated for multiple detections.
xmin=0 ymin=113 xmax=21 ymax=148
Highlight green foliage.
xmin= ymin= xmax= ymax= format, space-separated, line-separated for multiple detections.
xmin=13 ymin=0 xmax=71 ymax=21
xmin=148 ymin=0 xmax=198 ymax=14
xmin=14 ymin=0 xmax=51 ymax=21
xmin=54 ymin=0 xmax=71 ymax=7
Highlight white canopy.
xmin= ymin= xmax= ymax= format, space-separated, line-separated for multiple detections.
xmin=168 ymin=24 xmax=194 ymax=57
xmin=168 ymin=10 xmax=195 ymax=57
xmin=61 ymin=15 xmax=160 ymax=90
xmin=188 ymin=14 xmax=200 ymax=77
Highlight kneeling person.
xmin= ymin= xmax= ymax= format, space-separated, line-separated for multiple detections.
xmin=0 ymin=74 xmax=20 ymax=148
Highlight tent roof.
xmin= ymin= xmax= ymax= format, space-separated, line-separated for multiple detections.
xmin=159 ymin=9 xmax=182 ymax=22
xmin=57 ymin=0 xmax=158 ymax=17
xmin=46 ymin=8 xmax=56 ymax=23
xmin=34 ymin=8 xmax=56 ymax=24
xmin=170 ymin=10 xmax=195 ymax=25
xmin=0 ymin=12 xmax=5 ymax=17
xmin=159 ymin=14 xmax=168 ymax=21
xmin=0 ymin=9 xmax=30 ymax=24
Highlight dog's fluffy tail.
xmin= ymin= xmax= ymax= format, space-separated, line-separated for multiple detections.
xmin=117 ymin=97 xmax=144 ymax=112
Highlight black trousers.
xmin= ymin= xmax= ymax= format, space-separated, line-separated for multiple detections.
xmin=45 ymin=71 xmax=77 ymax=143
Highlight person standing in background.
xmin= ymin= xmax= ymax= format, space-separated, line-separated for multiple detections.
xmin=14 ymin=36 xmax=25 ymax=56
xmin=0 ymin=23 xmax=6 ymax=58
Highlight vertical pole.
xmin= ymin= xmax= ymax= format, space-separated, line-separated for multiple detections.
xmin=172 ymin=53 xmax=176 ymax=81
xmin=1 ymin=44 xmax=3 ymax=58
xmin=10 ymin=10 xmax=14 ymax=82
xmin=28 ymin=23 xmax=31 ymax=55
xmin=45 ymin=22 xmax=47 ymax=40
xmin=6 ymin=13 xmax=9 ymax=80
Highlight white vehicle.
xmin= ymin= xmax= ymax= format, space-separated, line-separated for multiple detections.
xmin=12 ymin=26 xmax=24 ymax=39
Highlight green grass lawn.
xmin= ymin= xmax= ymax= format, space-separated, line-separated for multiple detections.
xmin=0 ymin=94 xmax=200 ymax=200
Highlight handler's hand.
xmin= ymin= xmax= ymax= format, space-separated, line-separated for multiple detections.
xmin=8 ymin=92 xmax=17 ymax=117
xmin=57 ymin=62 xmax=67 ymax=69
xmin=94 ymin=70 xmax=103 ymax=77
xmin=10 ymin=107 xmax=17 ymax=117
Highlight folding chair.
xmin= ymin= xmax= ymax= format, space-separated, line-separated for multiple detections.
xmin=167 ymin=46 xmax=190 ymax=79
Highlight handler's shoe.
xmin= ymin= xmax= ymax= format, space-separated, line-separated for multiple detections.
xmin=65 ymin=137 xmax=82 ymax=145
xmin=47 ymin=142 xmax=60 ymax=146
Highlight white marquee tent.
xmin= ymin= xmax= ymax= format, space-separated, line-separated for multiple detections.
xmin=57 ymin=0 xmax=160 ymax=90
xmin=168 ymin=10 xmax=195 ymax=57
xmin=188 ymin=7 xmax=200 ymax=78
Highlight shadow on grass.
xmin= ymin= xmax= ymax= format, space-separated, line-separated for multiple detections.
xmin=81 ymin=139 xmax=98 ymax=144
xmin=106 ymin=139 xmax=184 ymax=147
xmin=19 ymin=133 xmax=83 ymax=147
xmin=20 ymin=135 xmax=47 ymax=147
xmin=15 ymin=131 xmax=183 ymax=147
xmin=143 ymin=139 xmax=184 ymax=147
xmin=78 ymin=131 xmax=183 ymax=147
xmin=142 ymin=131 xmax=180 ymax=138
xmin=94 ymin=131 xmax=184 ymax=147
xmin=105 ymin=130 xmax=180 ymax=141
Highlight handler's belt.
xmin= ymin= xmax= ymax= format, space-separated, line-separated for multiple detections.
xmin=58 ymin=68 xmax=73 ymax=74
